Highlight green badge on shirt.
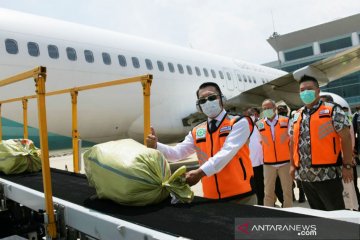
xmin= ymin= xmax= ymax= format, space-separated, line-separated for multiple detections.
xmin=196 ymin=128 xmax=206 ymax=139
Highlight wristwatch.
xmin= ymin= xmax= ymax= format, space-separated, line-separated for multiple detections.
xmin=343 ymin=163 xmax=353 ymax=169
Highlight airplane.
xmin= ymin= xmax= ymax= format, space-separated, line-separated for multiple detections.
xmin=0 ymin=7 xmax=360 ymax=150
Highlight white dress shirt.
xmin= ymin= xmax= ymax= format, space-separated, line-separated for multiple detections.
xmin=249 ymin=126 xmax=263 ymax=167
xmin=265 ymin=114 xmax=289 ymax=168
xmin=157 ymin=110 xmax=251 ymax=176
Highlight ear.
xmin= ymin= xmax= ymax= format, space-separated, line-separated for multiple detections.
xmin=196 ymin=103 xmax=202 ymax=113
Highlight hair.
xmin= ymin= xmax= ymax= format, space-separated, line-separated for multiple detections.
xmin=262 ymin=99 xmax=276 ymax=107
xmin=196 ymin=82 xmax=222 ymax=98
xmin=299 ymin=75 xmax=319 ymax=88
xmin=246 ymin=107 xmax=260 ymax=115
xmin=320 ymin=94 xmax=334 ymax=103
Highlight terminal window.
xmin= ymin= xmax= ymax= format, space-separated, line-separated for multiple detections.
xmin=284 ymin=46 xmax=313 ymax=61
xmin=320 ymin=37 xmax=352 ymax=53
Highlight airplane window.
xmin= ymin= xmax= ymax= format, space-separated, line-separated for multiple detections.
xmin=157 ymin=61 xmax=165 ymax=72
xmin=252 ymin=76 xmax=256 ymax=84
xmin=248 ymin=76 xmax=252 ymax=83
xmin=48 ymin=45 xmax=59 ymax=59
xmin=66 ymin=47 xmax=77 ymax=61
xmin=84 ymin=50 xmax=94 ymax=63
xmin=118 ymin=55 xmax=127 ymax=67
xmin=157 ymin=61 xmax=164 ymax=71
xmin=102 ymin=52 xmax=111 ymax=65
xmin=195 ymin=67 xmax=201 ymax=76
xmin=168 ymin=62 xmax=175 ymax=73
xmin=237 ymin=74 xmax=242 ymax=82
xmin=145 ymin=59 xmax=153 ymax=70
xmin=27 ymin=42 xmax=40 ymax=57
xmin=5 ymin=39 xmax=18 ymax=54
xmin=186 ymin=65 xmax=193 ymax=75
xmin=243 ymin=75 xmax=247 ymax=82
xmin=203 ymin=68 xmax=209 ymax=77
xmin=211 ymin=69 xmax=216 ymax=78
xmin=219 ymin=71 xmax=224 ymax=79
xmin=226 ymin=72 xmax=231 ymax=80
xmin=177 ymin=64 xmax=184 ymax=74
xmin=132 ymin=57 xmax=140 ymax=68
xmin=249 ymin=79 xmax=252 ymax=83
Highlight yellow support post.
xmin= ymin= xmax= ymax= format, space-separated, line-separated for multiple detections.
xmin=71 ymin=91 xmax=80 ymax=173
xmin=34 ymin=69 xmax=57 ymax=238
xmin=22 ymin=98 xmax=28 ymax=139
xmin=141 ymin=75 xmax=152 ymax=145
xmin=0 ymin=104 xmax=2 ymax=141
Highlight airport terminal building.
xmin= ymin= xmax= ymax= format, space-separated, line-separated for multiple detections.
xmin=265 ymin=14 xmax=360 ymax=109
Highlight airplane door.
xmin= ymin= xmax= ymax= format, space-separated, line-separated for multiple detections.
xmin=222 ymin=68 xmax=234 ymax=91
xmin=234 ymin=70 xmax=245 ymax=91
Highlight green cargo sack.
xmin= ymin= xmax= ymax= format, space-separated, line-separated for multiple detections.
xmin=0 ymin=139 xmax=42 ymax=174
xmin=84 ymin=139 xmax=194 ymax=206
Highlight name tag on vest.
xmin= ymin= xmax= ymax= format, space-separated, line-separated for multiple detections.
xmin=279 ymin=121 xmax=288 ymax=127
xmin=319 ymin=109 xmax=330 ymax=117
xmin=220 ymin=126 xmax=232 ymax=133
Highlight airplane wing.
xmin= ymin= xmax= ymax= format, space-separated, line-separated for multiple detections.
xmin=227 ymin=45 xmax=360 ymax=109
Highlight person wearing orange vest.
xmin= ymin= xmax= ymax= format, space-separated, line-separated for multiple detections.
xmin=257 ymin=99 xmax=293 ymax=208
xmin=289 ymin=75 xmax=354 ymax=211
xmin=146 ymin=82 xmax=256 ymax=204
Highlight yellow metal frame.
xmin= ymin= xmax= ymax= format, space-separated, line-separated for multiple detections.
xmin=0 ymin=73 xmax=153 ymax=174
xmin=0 ymin=67 xmax=153 ymax=237
xmin=0 ymin=66 xmax=57 ymax=238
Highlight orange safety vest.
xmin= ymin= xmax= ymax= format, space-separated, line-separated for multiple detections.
xmin=292 ymin=103 xmax=342 ymax=167
xmin=191 ymin=114 xmax=254 ymax=199
xmin=256 ymin=116 xmax=290 ymax=164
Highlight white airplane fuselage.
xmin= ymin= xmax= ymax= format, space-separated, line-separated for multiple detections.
xmin=0 ymin=8 xmax=287 ymax=148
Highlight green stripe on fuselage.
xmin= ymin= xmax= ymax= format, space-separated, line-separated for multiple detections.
xmin=1 ymin=117 xmax=94 ymax=150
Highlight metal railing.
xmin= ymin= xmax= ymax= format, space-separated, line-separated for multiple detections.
xmin=0 ymin=66 xmax=153 ymax=238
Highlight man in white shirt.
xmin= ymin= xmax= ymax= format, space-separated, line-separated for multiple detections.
xmin=245 ymin=107 xmax=264 ymax=205
xmin=257 ymin=99 xmax=293 ymax=208
xmin=147 ymin=82 xmax=256 ymax=204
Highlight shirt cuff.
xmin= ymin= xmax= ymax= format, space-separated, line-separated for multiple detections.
xmin=200 ymin=160 xmax=216 ymax=176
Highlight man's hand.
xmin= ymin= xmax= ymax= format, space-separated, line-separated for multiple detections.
xmin=342 ymin=167 xmax=354 ymax=183
xmin=146 ymin=127 xmax=158 ymax=149
xmin=185 ymin=168 xmax=206 ymax=186
xmin=289 ymin=165 xmax=296 ymax=180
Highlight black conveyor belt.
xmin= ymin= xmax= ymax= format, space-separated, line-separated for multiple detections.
xmin=0 ymin=169 xmax=358 ymax=240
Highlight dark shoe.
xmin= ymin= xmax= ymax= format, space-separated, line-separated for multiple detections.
xmin=298 ymin=192 xmax=305 ymax=203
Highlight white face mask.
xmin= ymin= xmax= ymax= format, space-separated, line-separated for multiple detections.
xmin=200 ymin=99 xmax=222 ymax=118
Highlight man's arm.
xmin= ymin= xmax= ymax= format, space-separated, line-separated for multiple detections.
xmin=338 ymin=127 xmax=354 ymax=183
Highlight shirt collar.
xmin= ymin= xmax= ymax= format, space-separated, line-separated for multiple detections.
xmin=265 ymin=114 xmax=278 ymax=124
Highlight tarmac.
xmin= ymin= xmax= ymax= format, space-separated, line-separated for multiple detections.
xmin=49 ymin=148 xmax=360 ymax=209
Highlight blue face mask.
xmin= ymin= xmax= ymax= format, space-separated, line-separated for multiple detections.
xmin=300 ymin=90 xmax=316 ymax=104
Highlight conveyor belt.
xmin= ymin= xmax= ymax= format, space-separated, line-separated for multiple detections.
xmin=0 ymin=169 xmax=358 ymax=240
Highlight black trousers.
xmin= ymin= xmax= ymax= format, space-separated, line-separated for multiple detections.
xmin=302 ymin=178 xmax=345 ymax=211
xmin=353 ymin=166 xmax=360 ymax=211
xmin=252 ymin=165 xmax=264 ymax=205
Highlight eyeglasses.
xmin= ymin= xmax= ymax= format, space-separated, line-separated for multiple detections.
xmin=197 ymin=94 xmax=219 ymax=105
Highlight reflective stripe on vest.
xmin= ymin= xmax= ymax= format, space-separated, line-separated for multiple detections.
xmin=257 ymin=116 xmax=290 ymax=164
xmin=191 ymin=114 xmax=254 ymax=199
xmin=293 ymin=104 xmax=342 ymax=167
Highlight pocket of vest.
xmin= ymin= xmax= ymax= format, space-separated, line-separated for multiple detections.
xmin=239 ymin=158 xmax=246 ymax=180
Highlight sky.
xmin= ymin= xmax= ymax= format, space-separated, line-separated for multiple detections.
xmin=0 ymin=0 xmax=359 ymax=64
